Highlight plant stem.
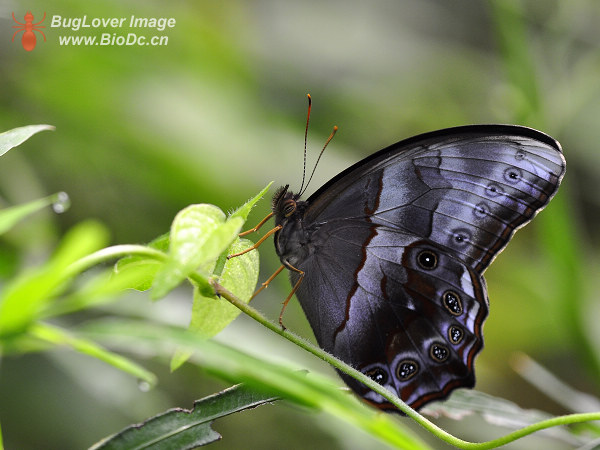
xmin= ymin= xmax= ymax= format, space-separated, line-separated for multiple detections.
xmin=61 ymin=240 xmax=600 ymax=448
xmin=64 ymin=245 xmax=167 ymax=278
xmin=211 ymin=279 xmax=600 ymax=449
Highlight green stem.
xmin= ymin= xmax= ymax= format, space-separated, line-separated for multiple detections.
xmin=60 ymin=241 xmax=600 ymax=448
xmin=212 ymin=280 xmax=600 ymax=449
xmin=64 ymin=244 xmax=167 ymax=278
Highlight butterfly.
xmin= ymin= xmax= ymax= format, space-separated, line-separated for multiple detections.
xmin=238 ymin=99 xmax=566 ymax=411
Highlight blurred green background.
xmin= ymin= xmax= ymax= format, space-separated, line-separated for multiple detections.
xmin=1 ymin=0 xmax=599 ymax=449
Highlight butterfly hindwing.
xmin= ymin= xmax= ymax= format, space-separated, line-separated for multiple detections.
xmin=290 ymin=223 xmax=487 ymax=410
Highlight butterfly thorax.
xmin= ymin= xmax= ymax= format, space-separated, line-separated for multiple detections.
xmin=271 ymin=185 xmax=312 ymax=269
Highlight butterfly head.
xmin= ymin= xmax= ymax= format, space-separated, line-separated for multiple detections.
xmin=272 ymin=185 xmax=304 ymax=223
xmin=271 ymin=184 xmax=312 ymax=267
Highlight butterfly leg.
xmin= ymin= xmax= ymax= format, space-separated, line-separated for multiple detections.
xmin=250 ymin=264 xmax=285 ymax=300
xmin=279 ymin=264 xmax=304 ymax=329
xmin=227 ymin=225 xmax=282 ymax=259
xmin=239 ymin=212 xmax=274 ymax=237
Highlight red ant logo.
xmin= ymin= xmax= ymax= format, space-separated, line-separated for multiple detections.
xmin=12 ymin=11 xmax=46 ymax=51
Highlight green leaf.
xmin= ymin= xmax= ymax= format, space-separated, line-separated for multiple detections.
xmin=29 ymin=323 xmax=157 ymax=387
xmin=171 ymin=238 xmax=259 ymax=370
xmin=83 ymin=320 xmax=430 ymax=450
xmin=114 ymin=233 xmax=170 ymax=291
xmin=194 ymin=238 xmax=259 ymax=336
xmin=228 ymin=182 xmax=273 ymax=222
xmin=151 ymin=205 xmax=242 ymax=300
xmin=89 ymin=384 xmax=276 ymax=450
xmin=42 ymin=265 xmax=158 ymax=318
xmin=0 ymin=192 xmax=69 ymax=235
xmin=0 ymin=124 xmax=55 ymax=158
xmin=150 ymin=183 xmax=271 ymax=300
xmin=0 ymin=221 xmax=109 ymax=337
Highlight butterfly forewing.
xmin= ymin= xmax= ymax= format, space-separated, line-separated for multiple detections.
xmin=304 ymin=126 xmax=565 ymax=272
xmin=409 ymin=134 xmax=565 ymax=272
xmin=275 ymin=124 xmax=565 ymax=411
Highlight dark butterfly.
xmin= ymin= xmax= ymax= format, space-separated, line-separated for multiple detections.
xmin=269 ymin=123 xmax=566 ymax=411
xmin=260 ymin=121 xmax=565 ymax=411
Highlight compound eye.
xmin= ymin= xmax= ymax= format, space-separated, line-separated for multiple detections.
xmin=283 ymin=199 xmax=297 ymax=217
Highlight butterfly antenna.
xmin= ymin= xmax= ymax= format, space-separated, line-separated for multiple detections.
xmin=298 ymin=94 xmax=312 ymax=195
xmin=300 ymin=124 xmax=338 ymax=197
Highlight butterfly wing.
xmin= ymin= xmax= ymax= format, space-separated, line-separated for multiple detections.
xmin=283 ymin=125 xmax=565 ymax=410
xmin=304 ymin=125 xmax=566 ymax=272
